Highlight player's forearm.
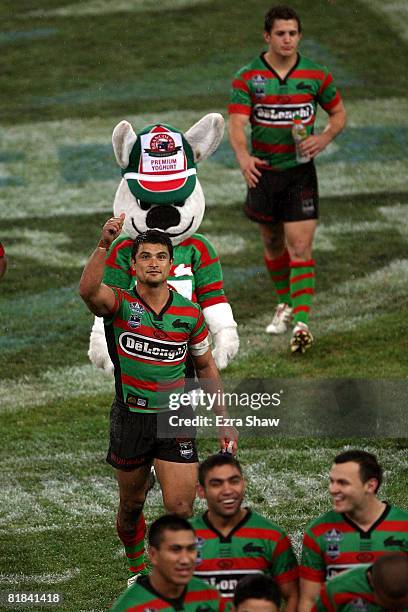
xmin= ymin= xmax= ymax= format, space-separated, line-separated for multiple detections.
xmin=79 ymin=246 xmax=108 ymax=303
xmin=229 ymin=118 xmax=251 ymax=165
xmin=322 ymin=103 xmax=346 ymax=144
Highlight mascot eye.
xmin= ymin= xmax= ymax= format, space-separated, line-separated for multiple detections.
xmin=138 ymin=200 xmax=152 ymax=211
xmin=173 ymin=201 xmax=185 ymax=207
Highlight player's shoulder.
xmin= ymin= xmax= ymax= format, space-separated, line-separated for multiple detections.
xmin=234 ymin=54 xmax=265 ymax=78
xmin=387 ymin=503 xmax=408 ymax=519
xmin=187 ymin=576 xmax=220 ymax=598
xmin=247 ymin=509 xmax=287 ymax=534
xmin=298 ymin=54 xmax=330 ymax=74
xmin=189 ymin=512 xmax=206 ymax=529
xmin=170 ymin=288 xmax=200 ymax=309
xmin=306 ymin=509 xmax=343 ymax=531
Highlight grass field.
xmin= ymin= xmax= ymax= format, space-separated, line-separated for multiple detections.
xmin=1 ymin=0 xmax=408 ymax=610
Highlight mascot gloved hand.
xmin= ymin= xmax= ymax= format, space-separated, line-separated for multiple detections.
xmin=88 ymin=113 xmax=239 ymax=373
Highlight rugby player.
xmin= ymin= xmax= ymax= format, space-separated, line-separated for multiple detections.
xmin=233 ymin=574 xmax=281 ymax=612
xmin=299 ymin=450 xmax=408 ymax=612
xmin=228 ymin=5 xmax=346 ymax=352
xmin=190 ymin=453 xmax=298 ymax=611
xmin=313 ymin=553 xmax=408 ymax=611
xmin=0 ymin=241 xmax=7 ymax=280
xmin=80 ymin=215 xmax=238 ymax=584
xmin=110 ymin=515 xmax=221 ymax=611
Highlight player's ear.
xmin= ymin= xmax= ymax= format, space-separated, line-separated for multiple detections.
xmin=149 ymin=545 xmax=158 ymax=566
xmin=196 ymin=483 xmax=206 ymax=499
xmin=366 ymin=478 xmax=378 ymax=494
xmin=263 ymin=30 xmax=271 ymax=44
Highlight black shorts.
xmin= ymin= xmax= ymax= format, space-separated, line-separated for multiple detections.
xmin=106 ymin=399 xmax=198 ymax=471
xmin=245 ymin=161 xmax=319 ymax=224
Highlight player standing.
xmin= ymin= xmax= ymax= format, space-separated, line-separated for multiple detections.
xmin=79 ymin=216 xmax=237 ymax=585
xmin=299 ymin=450 xmax=408 ymax=612
xmin=229 ymin=5 xmax=346 ymax=352
xmin=190 ymin=454 xmax=298 ymax=611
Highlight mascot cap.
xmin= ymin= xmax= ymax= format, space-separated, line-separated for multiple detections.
xmin=122 ymin=123 xmax=197 ymax=204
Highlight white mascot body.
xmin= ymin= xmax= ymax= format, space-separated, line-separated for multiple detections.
xmin=89 ymin=113 xmax=239 ymax=372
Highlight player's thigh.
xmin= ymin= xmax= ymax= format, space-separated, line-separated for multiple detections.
xmin=154 ymin=459 xmax=198 ymax=517
xmin=284 ymin=219 xmax=317 ymax=258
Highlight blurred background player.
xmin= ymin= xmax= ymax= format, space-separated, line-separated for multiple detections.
xmin=191 ymin=454 xmax=298 ymax=611
xmin=110 ymin=515 xmax=221 ymax=611
xmin=313 ymin=553 xmax=408 ymax=612
xmin=228 ymin=5 xmax=346 ymax=353
xmin=80 ymin=216 xmax=237 ymax=586
xmin=0 ymin=241 xmax=7 ymax=281
xmin=299 ymin=450 xmax=408 ymax=612
xmin=234 ymin=574 xmax=281 ymax=612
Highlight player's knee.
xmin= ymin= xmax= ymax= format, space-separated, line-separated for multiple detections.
xmin=287 ymin=240 xmax=312 ymax=261
xmin=120 ymin=498 xmax=145 ymax=524
xmin=164 ymin=498 xmax=194 ymax=518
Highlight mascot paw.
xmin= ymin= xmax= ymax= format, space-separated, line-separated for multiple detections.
xmin=212 ymin=328 xmax=239 ymax=370
xmin=89 ymin=316 xmax=114 ymax=374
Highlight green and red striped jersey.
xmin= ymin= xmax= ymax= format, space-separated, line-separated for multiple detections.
xmin=300 ymin=504 xmax=408 ymax=582
xmin=190 ymin=509 xmax=298 ymax=601
xmin=229 ymin=53 xmax=341 ymax=170
xmin=104 ymin=287 xmax=208 ymax=412
xmin=110 ymin=575 xmax=221 ymax=611
xmin=104 ymin=233 xmax=227 ymax=309
xmin=313 ymin=565 xmax=408 ymax=612
xmin=0 ymin=242 xmax=4 ymax=257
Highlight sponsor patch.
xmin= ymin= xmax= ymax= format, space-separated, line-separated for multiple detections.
xmin=128 ymin=315 xmax=141 ymax=329
xmin=253 ymin=102 xmax=314 ymax=126
xmin=126 ymin=394 xmax=148 ymax=408
xmin=252 ymin=74 xmax=266 ymax=98
xmin=119 ymin=332 xmax=187 ymax=362
xmin=327 ymin=543 xmax=340 ymax=559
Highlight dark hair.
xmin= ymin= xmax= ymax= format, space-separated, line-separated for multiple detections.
xmin=371 ymin=553 xmax=408 ymax=599
xmin=148 ymin=514 xmax=195 ymax=549
xmin=334 ymin=450 xmax=383 ymax=493
xmin=234 ymin=574 xmax=281 ymax=608
xmin=264 ymin=5 xmax=302 ymax=33
xmin=131 ymin=229 xmax=173 ymax=260
xmin=198 ymin=453 xmax=243 ymax=487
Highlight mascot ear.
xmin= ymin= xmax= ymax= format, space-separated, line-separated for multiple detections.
xmin=185 ymin=113 xmax=224 ymax=163
xmin=112 ymin=120 xmax=137 ymax=169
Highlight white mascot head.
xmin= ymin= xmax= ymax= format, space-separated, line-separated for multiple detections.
xmin=111 ymin=113 xmax=224 ymax=244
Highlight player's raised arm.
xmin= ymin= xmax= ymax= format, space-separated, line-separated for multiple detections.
xmin=79 ymin=214 xmax=125 ymax=316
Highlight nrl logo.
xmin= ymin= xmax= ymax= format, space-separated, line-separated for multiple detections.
xmin=144 ymin=133 xmax=182 ymax=158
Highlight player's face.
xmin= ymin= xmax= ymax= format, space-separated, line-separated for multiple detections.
xmin=132 ymin=242 xmax=172 ymax=287
xmin=236 ymin=598 xmax=279 ymax=612
xmin=150 ymin=529 xmax=197 ymax=587
xmin=264 ymin=19 xmax=301 ymax=60
xmin=199 ymin=464 xmax=245 ymax=518
xmin=329 ymin=462 xmax=377 ymax=515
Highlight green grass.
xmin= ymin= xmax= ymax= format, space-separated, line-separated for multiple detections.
xmin=1 ymin=0 xmax=408 ymax=610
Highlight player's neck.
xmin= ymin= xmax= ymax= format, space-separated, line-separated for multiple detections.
xmin=149 ymin=570 xmax=185 ymax=600
xmin=208 ymin=507 xmax=247 ymax=536
xmin=345 ymin=498 xmax=386 ymax=530
xmin=264 ymin=50 xmax=298 ymax=75
xmin=137 ymin=283 xmax=170 ymax=313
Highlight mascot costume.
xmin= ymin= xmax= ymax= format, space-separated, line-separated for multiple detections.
xmin=88 ymin=113 xmax=239 ymax=374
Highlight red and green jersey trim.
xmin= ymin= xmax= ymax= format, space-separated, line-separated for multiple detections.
xmin=229 ymin=53 xmax=341 ymax=170
xmin=300 ymin=504 xmax=408 ymax=582
xmin=190 ymin=509 xmax=298 ymax=600
xmin=110 ymin=576 xmax=221 ymax=611
xmin=103 ymin=233 xmax=227 ymax=309
xmin=104 ymin=287 xmax=208 ymax=412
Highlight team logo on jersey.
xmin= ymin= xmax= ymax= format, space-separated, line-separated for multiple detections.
xmin=350 ymin=598 xmax=369 ymax=612
xmin=178 ymin=440 xmax=194 ymax=459
xmin=195 ymin=536 xmax=205 ymax=564
xmin=217 ymin=559 xmax=234 ymax=569
xmin=172 ymin=318 xmax=190 ymax=331
xmin=357 ymin=552 xmax=374 ymax=562
xmin=243 ymin=542 xmax=265 ymax=555
xmin=128 ymin=315 xmax=142 ymax=329
xmin=324 ymin=528 xmax=343 ymax=542
xmin=119 ymin=332 xmax=187 ymax=362
xmin=253 ymin=102 xmax=314 ymax=126
xmin=326 ymin=543 xmax=340 ymax=559
xmin=126 ymin=394 xmax=148 ymax=408
xmin=252 ymin=74 xmax=266 ymax=98
xmin=384 ymin=536 xmax=408 ymax=548
xmin=129 ymin=302 xmax=145 ymax=316
xmin=296 ymin=81 xmax=313 ymax=92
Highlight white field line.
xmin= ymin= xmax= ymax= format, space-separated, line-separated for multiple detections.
xmin=27 ymin=0 xmax=213 ymax=18
xmin=0 ymin=568 xmax=80 ymax=585
xmin=5 ymin=229 xmax=87 ymax=267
